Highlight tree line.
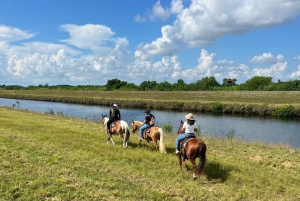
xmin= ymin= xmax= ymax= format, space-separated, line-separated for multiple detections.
xmin=1 ymin=76 xmax=300 ymax=91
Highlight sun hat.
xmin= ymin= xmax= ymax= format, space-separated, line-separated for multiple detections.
xmin=185 ymin=113 xmax=195 ymax=120
xmin=144 ymin=109 xmax=150 ymax=113
xmin=113 ymin=103 xmax=118 ymax=108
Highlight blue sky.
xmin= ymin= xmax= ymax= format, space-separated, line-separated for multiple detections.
xmin=1 ymin=0 xmax=300 ymax=86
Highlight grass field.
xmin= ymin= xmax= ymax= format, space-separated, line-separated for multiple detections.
xmin=1 ymin=90 xmax=300 ymax=116
xmin=1 ymin=107 xmax=299 ymax=200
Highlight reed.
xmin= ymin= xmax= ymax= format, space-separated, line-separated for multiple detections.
xmin=1 ymin=107 xmax=299 ymax=200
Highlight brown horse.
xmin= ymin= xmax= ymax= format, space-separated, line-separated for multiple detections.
xmin=177 ymin=120 xmax=206 ymax=180
xmin=131 ymin=121 xmax=166 ymax=154
xmin=101 ymin=114 xmax=130 ymax=147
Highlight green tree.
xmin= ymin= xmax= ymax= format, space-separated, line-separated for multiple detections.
xmin=244 ymin=76 xmax=272 ymax=90
xmin=106 ymin=79 xmax=127 ymax=90
xmin=139 ymin=80 xmax=157 ymax=91
xmin=194 ymin=76 xmax=220 ymax=90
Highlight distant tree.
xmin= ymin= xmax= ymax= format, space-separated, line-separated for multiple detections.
xmin=223 ymin=78 xmax=237 ymax=86
xmin=174 ymin=79 xmax=186 ymax=90
xmin=139 ymin=80 xmax=157 ymax=91
xmin=106 ymin=79 xmax=127 ymax=90
xmin=222 ymin=78 xmax=228 ymax=86
xmin=244 ymin=76 xmax=272 ymax=90
xmin=155 ymin=81 xmax=173 ymax=91
xmin=194 ymin=76 xmax=220 ymax=90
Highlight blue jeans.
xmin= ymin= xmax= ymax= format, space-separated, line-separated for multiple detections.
xmin=139 ymin=124 xmax=149 ymax=139
xmin=175 ymin=133 xmax=195 ymax=151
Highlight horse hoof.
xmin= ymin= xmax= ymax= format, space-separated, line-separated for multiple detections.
xmin=193 ymin=173 xmax=197 ymax=180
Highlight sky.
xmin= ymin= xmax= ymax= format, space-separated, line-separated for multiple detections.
xmin=1 ymin=0 xmax=300 ymax=86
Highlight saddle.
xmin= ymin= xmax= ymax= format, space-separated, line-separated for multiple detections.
xmin=142 ymin=127 xmax=152 ymax=139
xmin=179 ymin=136 xmax=196 ymax=159
xmin=108 ymin=121 xmax=118 ymax=134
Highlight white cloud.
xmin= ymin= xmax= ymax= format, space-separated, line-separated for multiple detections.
xmin=249 ymin=52 xmax=284 ymax=64
xmin=196 ymin=49 xmax=216 ymax=73
xmin=0 ymin=25 xmax=36 ymax=42
xmin=136 ymin=0 xmax=300 ymax=59
xmin=289 ymin=65 xmax=300 ymax=79
xmin=134 ymin=14 xmax=146 ymax=22
xmin=148 ymin=1 xmax=171 ymax=21
xmin=59 ymin=24 xmax=128 ymax=55
xmin=293 ymin=55 xmax=300 ymax=61
xmin=170 ymin=0 xmax=184 ymax=14
xmin=252 ymin=61 xmax=287 ymax=78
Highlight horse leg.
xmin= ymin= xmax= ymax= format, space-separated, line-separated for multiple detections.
xmin=106 ymin=135 xmax=110 ymax=144
xmin=110 ymin=134 xmax=115 ymax=146
xmin=190 ymin=158 xmax=198 ymax=180
xmin=178 ymin=155 xmax=183 ymax=170
xmin=153 ymin=140 xmax=159 ymax=151
xmin=146 ymin=140 xmax=151 ymax=149
xmin=137 ymin=139 xmax=142 ymax=148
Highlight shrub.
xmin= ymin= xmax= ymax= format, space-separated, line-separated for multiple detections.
xmin=162 ymin=122 xmax=172 ymax=133
xmin=211 ymin=102 xmax=223 ymax=114
xmin=273 ymin=105 xmax=296 ymax=118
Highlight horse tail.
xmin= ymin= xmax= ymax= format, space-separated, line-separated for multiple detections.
xmin=158 ymin=128 xmax=167 ymax=154
xmin=194 ymin=140 xmax=207 ymax=176
xmin=121 ymin=121 xmax=130 ymax=143
xmin=125 ymin=123 xmax=130 ymax=142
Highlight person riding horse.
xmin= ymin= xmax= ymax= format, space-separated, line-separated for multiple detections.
xmin=175 ymin=113 xmax=197 ymax=155
xmin=106 ymin=103 xmax=121 ymax=134
xmin=139 ymin=109 xmax=155 ymax=140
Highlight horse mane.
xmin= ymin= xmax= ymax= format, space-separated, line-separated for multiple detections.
xmin=103 ymin=116 xmax=109 ymax=126
xmin=134 ymin=121 xmax=143 ymax=125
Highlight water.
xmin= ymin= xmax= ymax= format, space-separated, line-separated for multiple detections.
xmin=1 ymin=98 xmax=300 ymax=148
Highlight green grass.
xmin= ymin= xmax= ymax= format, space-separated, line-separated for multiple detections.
xmin=1 ymin=107 xmax=300 ymax=200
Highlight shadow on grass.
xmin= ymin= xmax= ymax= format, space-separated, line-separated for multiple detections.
xmin=205 ymin=161 xmax=233 ymax=182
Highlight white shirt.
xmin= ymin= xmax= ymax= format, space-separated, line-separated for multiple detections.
xmin=183 ymin=121 xmax=197 ymax=133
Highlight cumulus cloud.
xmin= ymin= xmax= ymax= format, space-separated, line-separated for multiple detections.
xmin=252 ymin=61 xmax=287 ymax=78
xmin=59 ymin=24 xmax=129 ymax=56
xmin=249 ymin=52 xmax=285 ymax=64
xmin=0 ymin=23 xmax=132 ymax=85
xmin=136 ymin=0 xmax=300 ymax=59
xmin=289 ymin=65 xmax=300 ymax=79
xmin=148 ymin=0 xmax=171 ymax=21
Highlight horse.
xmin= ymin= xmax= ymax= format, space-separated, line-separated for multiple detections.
xmin=131 ymin=121 xmax=167 ymax=154
xmin=101 ymin=114 xmax=130 ymax=147
xmin=176 ymin=120 xmax=206 ymax=180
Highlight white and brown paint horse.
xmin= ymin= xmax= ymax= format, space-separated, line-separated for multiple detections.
xmin=102 ymin=114 xmax=130 ymax=147
xmin=131 ymin=121 xmax=166 ymax=154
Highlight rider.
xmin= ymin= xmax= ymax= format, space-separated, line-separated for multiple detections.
xmin=139 ymin=109 xmax=155 ymax=140
xmin=175 ymin=113 xmax=197 ymax=155
xmin=106 ymin=103 xmax=121 ymax=134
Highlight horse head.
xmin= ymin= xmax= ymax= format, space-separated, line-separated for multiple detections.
xmin=131 ymin=121 xmax=138 ymax=133
xmin=102 ymin=114 xmax=108 ymax=124
xmin=177 ymin=120 xmax=184 ymax=135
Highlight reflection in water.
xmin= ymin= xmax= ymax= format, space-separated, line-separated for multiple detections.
xmin=1 ymin=98 xmax=300 ymax=148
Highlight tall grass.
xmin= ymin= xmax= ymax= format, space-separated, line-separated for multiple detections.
xmin=1 ymin=107 xmax=300 ymax=200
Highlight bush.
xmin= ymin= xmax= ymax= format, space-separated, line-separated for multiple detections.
xmin=162 ymin=122 xmax=172 ymax=133
xmin=273 ymin=105 xmax=296 ymax=118
xmin=211 ymin=102 xmax=223 ymax=114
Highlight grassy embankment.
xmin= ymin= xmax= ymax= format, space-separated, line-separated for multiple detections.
xmin=1 ymin=107 xmax=299 ymax=200
xmin=1 ymin=90 xmax=300 ymax=116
